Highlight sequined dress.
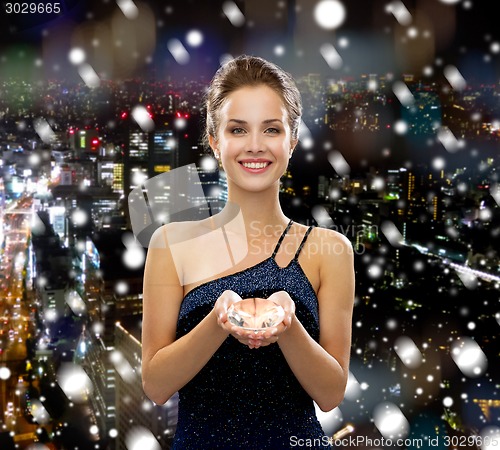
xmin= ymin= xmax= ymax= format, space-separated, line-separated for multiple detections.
xmin=172 ymin=221 xmax=331 ymax=449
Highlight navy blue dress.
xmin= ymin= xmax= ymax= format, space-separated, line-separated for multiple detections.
xmin=172 ymin=221 xmax=331 ymax=449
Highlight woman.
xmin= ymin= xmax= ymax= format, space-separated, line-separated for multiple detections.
xmin=141 ymin=55 xmax=355 ymax=449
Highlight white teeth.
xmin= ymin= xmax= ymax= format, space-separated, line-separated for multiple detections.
xmin=242 ymin=162 xmax=268 ymax=169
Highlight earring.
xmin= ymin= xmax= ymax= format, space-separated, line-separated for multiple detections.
xmin=214 ymin=151 xmax=223 ymax=169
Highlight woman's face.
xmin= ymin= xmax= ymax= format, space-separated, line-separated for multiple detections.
xmin=210 ymin=84 xmax=296 ymax=194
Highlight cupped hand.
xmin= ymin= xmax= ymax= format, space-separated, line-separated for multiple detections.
xmin=213 ymin=290 xmax=257 ymax=346
xmin=218 ymin=291 xmax=296 ymax=349
xmin=243 ymin=291 xmax=295 ymax=348
xmin=214 ymin=290 xmax=242 ymax=328
xmin=266 ymin=290 xmax=295 ymax=328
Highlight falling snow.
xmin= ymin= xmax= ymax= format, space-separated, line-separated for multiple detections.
xmin=393 ymin=120 xmax=408 ymax=135
xmin=57 ymin=363 xmax=94 ymax=403
xmin=328 ymin=150 xmax=350 ymax=176
xmin=0 ymin=367 xmax=11 ymax=380
xmin=33 ymin=118 xmax=56 ymax=144
xmin=451 ymin=337 xmax=488 ymax=378
xmin=373 ymin=402 xmax=410 ymax=439
xmin=132 ymin=105 xmax=155 ymax=131
xmin=78 ymin=63 xmax=101 ymax=88
xmin=393 ymin=81 xmax=415 ymax=107
xmin=122 ymin=232 xmax=146 ymax=269
xmin=125 ymin=427 xmax=161 ymax=450
xmin=167 ymin=38 xmax=190 ymax=65
xmin=68 ymin=47 xmax=86 ymax=65
xmin=444 ymin=65 xmax=467 ymax=91
xmin=110 ymin=350 xmax=137 ymax=383
xmin=385 ymin=1 xmax=412 ymax=26
xmin=222 ymin=1 xmax=245 ymax=27
xmin=314 ymin=0 xmax=346 ymax=30
xmin=437 ymin=126 xmax=462 ymax=153
xmin=381 ymin=221 xmax=404 ymax=247
xmin=394 ymin=336 xmax=423 ymax=369
xmin=186 ymin=29 xmax=204 ymax=47
xmin=320 ymin=43 xmax=343 ymax=70
xmin=117 ymin=0 xmax=139 ymax=20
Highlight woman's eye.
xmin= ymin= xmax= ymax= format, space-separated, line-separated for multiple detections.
xmin=230 ymin=127 xmax=245 ymax=134
xmin=265 ymin=128 xmax=280 ymax=134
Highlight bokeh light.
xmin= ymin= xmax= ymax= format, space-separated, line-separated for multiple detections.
xmin=314 ymin=0 xmax=346 ymax=30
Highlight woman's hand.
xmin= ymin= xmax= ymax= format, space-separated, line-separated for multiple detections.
xmin=267 ymin=290 xmax=295 ymax=327
xmin=214 ymin=290 xmax=242 ymax=327
xmin=252 ymin=290 xmax=295 ymax=342
xmin=215 ymin=292 xmax=276 ymax=348
xmin=214 ymin=290 xmax=296 ymax=349
xmin=239 ymin=291 xmax=296 ymax=349
xmin=213 ymin=290 xmax=255 ymax=346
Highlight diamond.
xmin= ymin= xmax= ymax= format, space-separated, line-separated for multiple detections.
xmin=227 ymin=298 xmax=285 ymax=332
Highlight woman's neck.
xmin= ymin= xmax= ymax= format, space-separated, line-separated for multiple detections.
xmin=226 ymin=183 xmax=289 ymax=234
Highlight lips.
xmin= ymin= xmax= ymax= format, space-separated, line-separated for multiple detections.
xmin=238 ymin=160 xmax=272 ymax=172
xmin=241 ymin=161 xmax=270 ymax=169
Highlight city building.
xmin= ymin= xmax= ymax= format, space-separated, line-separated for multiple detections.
xmin=115 ymin=320 xmax=177 ymax=450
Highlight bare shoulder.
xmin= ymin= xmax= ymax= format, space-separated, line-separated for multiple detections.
xmin=149 ymin=219 xmax=211 ymax=248
xmin=150 ymin=218 xmax=244 ymax=288
xmin=148 ymin=223 xmax=169 ymax=249
xmin=145 ymin=222 xmax=199 ymax=286
xmin=310 ymin=226 xmax=352 ymax=246
xmin=307 ymin=226 xmax=354 ymax=266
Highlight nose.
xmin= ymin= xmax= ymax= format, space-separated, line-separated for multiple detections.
xmin=246 ymin=132 xmax=265 ymax=153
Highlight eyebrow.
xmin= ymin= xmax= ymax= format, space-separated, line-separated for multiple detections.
xmin=227 ymin=119 xmax=283 ymax=125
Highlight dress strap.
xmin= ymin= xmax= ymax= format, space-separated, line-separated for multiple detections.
xmin=294 ymin=226 xmax=314 ymax=260
xmin=271 ymin=220 xmax=294 ymax=258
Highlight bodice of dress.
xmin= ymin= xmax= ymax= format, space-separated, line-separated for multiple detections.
xmin=172 ymin=222 xmax=331 ymax=449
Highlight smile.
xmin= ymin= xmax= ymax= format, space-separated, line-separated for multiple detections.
xmin=240 ymin=161 xmax=271 ymax=169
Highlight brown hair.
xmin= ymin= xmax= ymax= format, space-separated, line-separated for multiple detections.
xmin=204 ymin=55 xmax=302 ymax=148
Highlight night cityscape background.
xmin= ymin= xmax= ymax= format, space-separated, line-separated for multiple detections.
xmin=0 ymin=0 xmax=499 ymax=449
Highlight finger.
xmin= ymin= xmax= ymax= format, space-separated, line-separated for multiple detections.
xmin=282 ymin=314 xmax=294 ymax=327
xmin=231 ymin=333 xmax=252 ymax=345
xmin=246 ymin=340 xmax=260 ymax=349
xmin=217 ymin=315 xmax=231 ymax=329
xmin=247 ymin=332 xmax=264 ymax=340
xmin=247 ymin=337 xmax=277 ymax=348
xmin=252 ymin=342 xmax=262 ymax=348
xmin=227 ymin=323 xmax=238 ymax=332
xmin=271 ymin=323 xmax=287 ymax=336
xmin=260 ymin=328 xmax=278 ymax=339
xmin=217 ymin=313 xmax=227 ymax=324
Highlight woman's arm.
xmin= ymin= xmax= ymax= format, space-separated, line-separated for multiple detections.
xmin=275 ymin=228 xmax=355 ymax=412
xmin=141 ymin=225 xmax=231 ymax=405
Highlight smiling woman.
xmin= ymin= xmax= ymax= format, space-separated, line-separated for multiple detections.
xmin=209 ymin=84 xmax=294 ymax=195
xmin=141 ymin=55 xmax=355 ymax=449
